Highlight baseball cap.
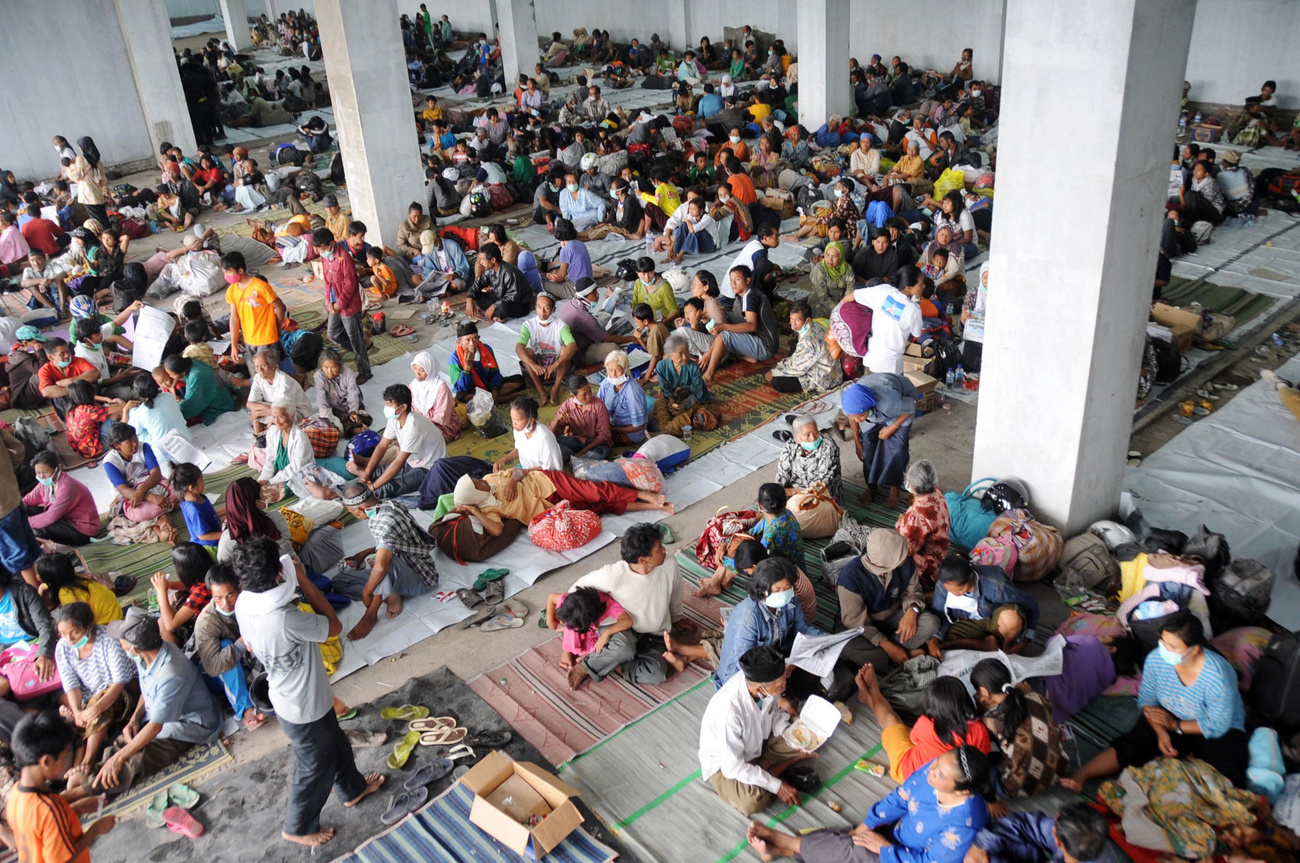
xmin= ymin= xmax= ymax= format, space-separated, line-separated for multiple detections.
xmin=14 ymin=325 xmax=47 ymax=343
xmin=106 ymin=607 xmax=164 ymax=651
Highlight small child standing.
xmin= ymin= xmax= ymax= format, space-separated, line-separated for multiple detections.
xmin=547 ymin=587 xmax=632 ymax=691
xmin=172 ymin=463 xmax=222 ymax=550
xmin=365 ymin=246 xmax=398 ymax=305
xmin=7 ymin=710 xmax=115 ymax=862
xmin=631 ymin=304 xmax=670 ymax=385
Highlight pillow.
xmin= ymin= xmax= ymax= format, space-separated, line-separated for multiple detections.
xmin=1210 ymin=626 xmax=1272 ymax=691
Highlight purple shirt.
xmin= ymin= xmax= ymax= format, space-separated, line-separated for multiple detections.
xmin=556 ymin=298 xmax=607 ymax=351
xmin=557 ymin=240 xmax=593 ymax=283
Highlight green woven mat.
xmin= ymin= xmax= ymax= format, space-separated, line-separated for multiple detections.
xmin=1161 ymin=276 xmax=1276 ymax=323
xmin=288 ymin=302 xmax=415 ymax=368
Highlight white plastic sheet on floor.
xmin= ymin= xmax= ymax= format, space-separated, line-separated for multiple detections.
xmin=1123 ymin=355 xmax=1300 ymax=629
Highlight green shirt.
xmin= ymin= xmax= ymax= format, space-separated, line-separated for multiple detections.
xmin=179 ymin=361 xmax=236 ymax=425
xmin=632 ymin=279 xmax=680 ymax=322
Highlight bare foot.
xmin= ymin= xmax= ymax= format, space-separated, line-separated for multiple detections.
xmin=662 ymin=650 xmax=687 ymax=673
xmin=855 ymin=663 xmax=879 ymax=704
xmin=747 ymin=822 xmax=779 ymax=862
xmin=659 ymin=501 xmax=676 ymax=514
xmin=884 ymin=486 xmax=900 ymax=508
xmin=693 ymin=578 xmax=724 ymax=598
xmin=1058 ymin=777 xmax=1083 ymax=793
xmin=559 ymin=653 xmax=573 ymax=670
xmin=663 ymin=630 xmax=678 ymax=654
xmin=347 ymin=614 xmax=377 ymax=641
xmin=858 ymin=486 xmax=875 ymax=506
xmin=385 ymin=594 xmax=404 ymax=620
xmin=283 ymin=828 xmax=336 ymax=846
xmin=343 ymin=772 xmax=385 ymax=807
xmin=567 ymin=662 xmax=590 ymax=691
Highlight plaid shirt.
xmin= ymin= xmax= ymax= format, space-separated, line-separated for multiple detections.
xmin=184 ymin=582 xmax=213 ymax=613
xmin=370 ymin=501 xmax=440 ymax=587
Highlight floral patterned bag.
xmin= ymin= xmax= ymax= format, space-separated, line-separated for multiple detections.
xmin=528 ymin=501 xmax=601 ymax=551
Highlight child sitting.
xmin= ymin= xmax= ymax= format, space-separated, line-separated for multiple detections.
xmin=753 ymin=481 xmax=804 ymax=567
xmin=182 ymin=320 xmax=219 ymax=369
xmin=172 ymin=463 xmax=222 ymax=550
xmin=63 ymin=380 xmax=119 ymax=459
xmin=631 ymin=303 xmax=670 ymax=386
xmin=365 ymin=246 xmax=398 ymax=305
xmin=547 ymin=586 xmax=633 ymax=691
xmin=151 ymin=541 xmax=215 ymax=645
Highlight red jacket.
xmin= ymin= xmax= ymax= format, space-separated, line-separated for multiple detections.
xmin=322 ymin=244 xmax=363 ymax=316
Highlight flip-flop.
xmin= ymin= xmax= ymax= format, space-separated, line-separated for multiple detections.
xmin=403 ymin=758 xmax=455 ymax=791
xmin=482 ymin=579 xmax=506 ymax=606
xmin=345 ymin=730 xmax=388 ymax=748
xmin=455 ymin=588 xmax=484 ymax=610
xmin=472 ymin=567 xmax=510 ymax=591
xmin=167 ymin=783 xmax=200 ymax=810
xmin=380 ymin=705 xmax=430 ymax=721
xmin=445 ymin=743 xmax=476 ymax=762
xmin=386 ymin=730 xmax=420 ymax=769
xmin=144 ymin=792 xmax=169 ymax=828
xmin=336 ymin=708 xmax=358 ymax=721
xmin=501 ymin=598 xmax=528 ymax=620
xmin=389 ymin=324 xmax=416 ymax=337
xmin=408 ymin=716 xmax=455 ymax=732
xmin=656 ymin=524 xmax=675 ymax=544
xmin=419 ymin=726 xmax=468 ymax=747
xmin=480 ymin=614 xmax=524 ymax=633
xmin=405 ymin=784 xmax=429 ymax=811
xmin=161 ymin=806 xmax=205 ymax=839
xmin=380 ymin=792 xmax=413 ymax=826
xmin=464 ymin=730 xmax=512 ymax=749
xmin=459 ymin=605 xmax=499 ymax=630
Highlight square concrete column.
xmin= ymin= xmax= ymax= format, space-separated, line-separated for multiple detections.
xmin=113 ymin=0 xmax=197 ymax=156
xmin=497 ymin=0 xmax=540 ymax=92
xmin=220 ymin=0 xmax=253 ymax=51
xmin=971 ymin=0 xmax=1197 ymax=534
xmin=315 ymin=0 xmax=425 ymax=248
xmin=795 ymin=0 xmax=850 ymax=128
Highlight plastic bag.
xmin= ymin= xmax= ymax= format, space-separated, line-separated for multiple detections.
xmin=571 ymin=456 xmax=632 ymax=487
xmin=177 ymin=250 xmax=224 ymax=297
xmin=933 ymin=167 xmax=967 ymax=200
xmin=466 ymin=389 xmax=508 ymax=438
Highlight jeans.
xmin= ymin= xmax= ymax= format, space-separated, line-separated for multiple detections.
xmin=278 ymin=710 xmax=369 ymax=836
xmin=372 ymin=463 xmax=428 ymax=500
xmin=333 ymin=555 xmax=433 ymax=601
xmin=556 ymin=435 xmax=610 ymax=461
xmin=327 ymin=312 xmax=371 ymax=378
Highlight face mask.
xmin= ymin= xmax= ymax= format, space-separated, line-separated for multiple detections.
xmin=320 ymin=249 xmax=332 ymax=259
xmin=38 ymin=475 xmax=55 ymax=487
xmin=729 ymin=135 xmax=740 ymax=144
xmin=85 ymin=341 xmax=101 ymax=351
xmin=719 ymin=193 xmax=730 ymax=204
xmin=799 ymin=437 xmax=822 ymax=452
xmin=215 ymin=603 xmax=236 ymax=617
xmin=382 ymin=406 xmax=399 ymax=420
xmin=835 ymin=188 xmax=844 ymax=199
xmin=567 ymin=183 xmax=579 ymax=193
xmin=69 ymin=634 xmax=89 ymax=650
xmin=1158 ymin=643 xmax=1188 ymax=666
xmin=223 ymin=273 xmax=241 ymax=284
xmin=764 ymin=588 xmax=794 ymax=609
xmin=606 ymin=374 xmax=628 ymax=386
xmin=971 ymin=89 xmax=982 ymax=98
xmin=55 ymin=358 xmax=72 ymax=369
xmin=611 ymin=189 xmax=620 ymax=200
xmin=364 ymin=506 xmax=379 ymax=519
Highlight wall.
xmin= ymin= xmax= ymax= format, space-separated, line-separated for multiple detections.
xmin=448 ymin=0 xmax=496 ymax=37
xmin=1184 ymin=0 xmax=1298 ymax=109
xmin=846 ymin=0 xmax=1007 ymax=84
xmin=0 ymin=0 xmax=152 ymax=180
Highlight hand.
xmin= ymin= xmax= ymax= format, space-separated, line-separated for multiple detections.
xmin=1155 ymin=727 xmax=1178 ymax=758
xmin=231 ymin=345 xmax=241 ymax=362
xmin=122 ymin=719 xmax=139 ymax=741
xmin=80 ymin=704 xmax=101 ymax=728
xmin=926 ymin=637 xmax=943 ymax=660
xmin=882 ymin=640 xmax=909 ymax=665
xmin=129 ymin=300 xmax=145 ymax=313
xmin=897 ymin=608 xmax=918 ymax=643
xmin=965 ymin=847 xmax=991 ymax=863
xmin=87 ymin=815 xmax=116 ymax=839
xmin=94 ymin=754 xmax=124 ymax=790
xmin=776 ymin=781 xmax=801 ymax=806
xmin=854 ymin=438 xmax=864 ymax=461
xmin=150 ymin=571 xmax=170 ymax=596
xmin=878 ymin=425 xmax=895 ymax=441
xmin=34 ymin=656 xmax=54 ymax=682
xmin=593 ymin=633 xmax=611 ymax=654
xmin=498 ymin=478 xmax=519 ymax=502
xmin=1142 ymin=705 xmax=1178 ymax=732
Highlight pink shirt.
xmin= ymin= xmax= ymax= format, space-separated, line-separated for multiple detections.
xmin=22 ymin=474 xmax=100 ymax=537
xmin=559 ymin=592 xmax=626 ymax=657
xmin=0 ymin=225 xmax=30 ymax=265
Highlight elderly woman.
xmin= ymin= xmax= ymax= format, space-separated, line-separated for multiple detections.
xmin=886 ymin=140 xmax=926 ymax=183
xmin=843 ymin=375 xmax=918 ymax=508
xmin=103 ymin=423 xmax=177 ymax=544
xmin=409 ymin=351 xmax=459 ymax=441
xmin=766 ymin=301 xmax=839 ymax=396
xmin=426 ymin=474 xmax=526 ymax=563
xmin=779 ymin=126 xmax=812 ymax=170
xmin=653 ymin=333 xmax=712 ymax=438
xmin=246 ymin=346 xmax=313 ymax=435
xmin=598 ymin=350 xmax=648 ymax=445
xmin=895 ymin=459 xmax=950 ymax=589
xmin=807 ymin=241 xmax=854 ymax=319
xmin=748 ymin=136 xmax=779 ymax=190
xmin=775 ymin=416 xmax=843 ymax=502
xmin=53 ymin=601 xmax=136 ymax=788
xmin=314 ymin=348 xmax=369 ymax=438
xmin=258 ymin=400 xmax=315 ymax=486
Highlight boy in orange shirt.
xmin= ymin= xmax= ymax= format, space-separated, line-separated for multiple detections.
xmin=7 ymin=710 xmax=115 ymax=863
xmin=365 ymin=246 xmax=398 ymax=305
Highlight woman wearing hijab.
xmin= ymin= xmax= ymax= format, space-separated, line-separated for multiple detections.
xmin=69 ymin=137 xmax=111 ymax=227
xmin=409 ymin=352 xmax=460 ymax=441
xmin=719 ymin=73 xmax=737 ymax=101
xmin=842 ymin=376 xmax=919 ymax=508
xmin=808 ymin=241 xmax=854 ymax=319
xmin=960 ymin=260 xmax=989 ymax=372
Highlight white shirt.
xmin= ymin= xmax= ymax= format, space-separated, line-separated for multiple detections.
xmin=904 ymin=129 xmax=933 ymax=159
xmin=570 ymin=558 xmax=684 ymax=633
xmin=248 ymin=369 xmax=314 ymax=422
xmin=698 ymin=671 xmax=792 ymax=793
xmin=854 ymin=284 xmax=923 ymax=375
xmin=513 ymin=421 xmax=563 ymax=471
xmin=382 ymin=409 xmax=446 ymax=469
xmin=74 ymin=342 xmax=110 ymax=378
xmin=662 ymin=200 xmax=694 ymax=233
xmin=728 ymin=239 xmax=767 ymax=299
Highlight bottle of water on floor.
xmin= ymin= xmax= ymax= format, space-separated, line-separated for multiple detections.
xmin=682 ymin=424 xmax=693 ymax=443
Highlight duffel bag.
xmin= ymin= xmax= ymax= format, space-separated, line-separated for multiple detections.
xmin=988 ymin=507 xmax=1063 ymax=582
xmin=943 ymin=477 xmax=997 ymax=550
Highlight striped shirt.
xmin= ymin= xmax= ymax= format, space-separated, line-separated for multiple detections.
xmin=7 ymin=786 xmax=87 ymax=863
xmin=1137 ymin=648 xmax=1244 ymax=738
xmin=55 ymin=627 xmax=136 ymax=702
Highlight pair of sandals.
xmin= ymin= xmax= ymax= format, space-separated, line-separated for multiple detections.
xmin=457 ymin=583 xmax=528 ymax=633
xmin=144 ymin=782 xmax=204 ymax=838
xmin=379 ymin=758 xmax=455 ymax=825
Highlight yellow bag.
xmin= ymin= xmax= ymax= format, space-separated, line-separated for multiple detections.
xmin=799 ymin=201 xmax=833 ymax=238
xmin=934 ymin=167 xmax=967 ymax=200
xmin=298 ymin=602 xmax=343 ymax=674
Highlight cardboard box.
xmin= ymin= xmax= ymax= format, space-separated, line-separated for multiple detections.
xmin=903 ymin=344 xmax=938 ymax=376
xmin=486 ymin=774 xmax=552 ymax=823
xmin=1191 ymin=124 xmax=1222 ymax=143
xmin=461 ymin=751 xmax=583 ymax=858
xmin=1151 ymin=303 xmax=1201 ymax=331
xmin=1170 ymin=323 xmax=1195 ymax=354
xmin=905 ymin=370 xmax=939 ymax=396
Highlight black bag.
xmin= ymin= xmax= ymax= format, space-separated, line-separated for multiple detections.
xmin=923 ymin=334 xmax=962 ymax=375
xmin=1149 ymin=337 xmax=1182 ymax=384
xmin=1182 ymin=524 xmax=1230 ymax=579
xmin=1252 ymin=631 xmax=1300 ymax=727
xmin=1141 ymin=527 xmax=1187 ymax=554
xmin=295 ymin=171 xmax=323 ymax=201
xmin=1211 ymin=558 xmax=1274 ymax=617
xmin=329 ymin=152 xmax=345 ymax=185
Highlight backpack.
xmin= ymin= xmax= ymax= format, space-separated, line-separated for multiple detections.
xmin=943 ymin=478 xmax=999 ymax=550
xmin=1252 ymin=631 xmax=1300 ymax=727
xmin=467 ymin=191 xmax=492 ymax=218
xmin=329 ymin=151 xmax=345 ymax=184
xmin=1181 ymin=524 xmax=1230 ymax=579
xmin=1210 ymin=559 xmax=1274 ymax=622
xmin=924 ymin=334 xmax=962 ymax=375
xmin=988 ymin=508 xmax=1064 ymax=582
xmin=1058 ymin=532 xmax=1119 ymax=589
xmin=1147 ymin=336 xmax=1182 ymax=384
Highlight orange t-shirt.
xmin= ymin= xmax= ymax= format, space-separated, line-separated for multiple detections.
xmin=7 ymin=786 xmax=88 ymax=863
xmin=727 ymin=172 xmax=758 ymax=206
xmin=370 ymin=262 xmax=397 ymax=297
xmin=900 ymin=716 xmax=992 ymax=780
xmin=225 ymin=276 xmax=281 ymax=348
xmin=37 ymin=357 xmax=97 ymax=392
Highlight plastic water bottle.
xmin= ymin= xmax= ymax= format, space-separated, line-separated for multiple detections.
xmin=955 ymin=364 xmax=966 ymax=386
xmin=1178 ymin=113 xmax=1187 ymax=134
xmin=945 ymin=366 xmax=955 ymax=388
xmin=1193 ymin=111 xmax=1202 ymax=125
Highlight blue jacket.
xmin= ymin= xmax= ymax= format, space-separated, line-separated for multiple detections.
xmin=713 ymin=597 xmax=824 ymax=690
xmin=931 ymin=565 xmax=1040 ymax=638
xmin=413 ymin=236 xmax=471 ymax=283
xmin=837 ymin=555 xmax=916 ymax=618
xmin=974 ymin=812 xmax=1131 ymax=863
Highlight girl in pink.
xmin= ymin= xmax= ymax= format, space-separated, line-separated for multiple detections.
xmin=546 ymin=587 xmax=632 ymax=691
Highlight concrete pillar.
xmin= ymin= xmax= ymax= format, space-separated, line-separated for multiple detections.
xmin=665 ymin=0 xmax=690 ymax=54
xmin=970 ymin=0 xmax=1197 ymax=534
xmin=497 ymin=0 xmax=540 ymax=93
xmin=113 ymin=0 xmax=197 ymax=157
xmin=219 ymin=0 xmax=254 ymax=51
xmin=794 ymin=0 xmax=850 ymax=128
xmin=315 ymin=0 xmax=425 ymax=248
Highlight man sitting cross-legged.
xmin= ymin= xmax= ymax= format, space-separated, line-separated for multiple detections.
xmin=515 ymin=292 xmax=578 ymax=406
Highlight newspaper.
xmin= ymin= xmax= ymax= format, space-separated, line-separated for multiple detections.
xmin=788 ymin=627 xmax=863 ymax=687
xmin=131 ymin=305 xmax=176 ymax=371
xmin=154 ymin=430 xmax=212 ymax=472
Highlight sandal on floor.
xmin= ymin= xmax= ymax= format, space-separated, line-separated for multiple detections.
xmin=162 ymin=806 xmax=205 ymax=839
xmin=482 ymin=579 xmax=506 ymax=606
xmin=445 ymin=743 xmax=476 ymax=762
xmin=464 ymin=730 xmax=512 ymax=749
xmin=403 ymin=758 xmax=455 ymax=791
xmin=419 ymin=726 xmax=468 ymax=747
xmin=386 ymin=730 xmax=421 ymax=769
xmin=408 ymin=716 xmax=455 ymax=732
xmin=144 ymin=792 xmax=170 ymax=829
xmin=480 ymin=614 xmax=524 ymax=633
xmin=335 ymin=708 xmax=358 ymax=721
xmin=455 ymin=588 xmax=484 ymax=610
xmin=167 ymin=783 xmax=200 ymax=809
xmin=380 ymin=705 xmax=430 ymax=721
xmin=389 ymin=324 xmax=416 ymax=337
xmin=472 ymin=567 xmax=510 ymax=591
xmin=380 ymin=792 xmax=413 ymax=826
xmin=459 ymin=605 xmax=499 ymax=630
xmin=501 ymin=598 xmax=528 ymax=620
xmin=346 ymin=730 xmax=388 ymax=748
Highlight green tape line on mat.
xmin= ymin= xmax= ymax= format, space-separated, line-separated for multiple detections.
xmin=559 ymin=677 xmax=716 ymax=775
xmin=714 ymin=742 xmax=885 ymax=863
xmin=614 ymin=768 xmax=703 ymax=830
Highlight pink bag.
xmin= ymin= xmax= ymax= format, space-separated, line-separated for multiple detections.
xmin=528 ymin=501 xmax=602 ymax=551
xmin=0 ymin=643 xmax=62 ymax=701
xmin=969 ymin=534 xmax=1018 ymax=576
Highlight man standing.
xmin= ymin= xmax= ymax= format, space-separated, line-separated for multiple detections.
xmin=233 ymin=538 xmax=384 ymax=848
xmin=334 ymin=484 xmax=440 ymax=641
xmin=223 ymin=251 xmax=287 ymax=377
xmin=312 ymin=228 xmax=371 ymax=384
xmin=851 ymin=277 xmax=924 ymax=375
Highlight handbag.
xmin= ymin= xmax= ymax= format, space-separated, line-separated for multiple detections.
xmin=528 ymin=501 xmax=602 ymax=551
xmin=968 ymin=535 xmax=1018 ymax=576
xmin=788 ymin=482 xmax=844 ymax=539
xmin=988 ymin=508 xmax=1064 ymax=582
xmin=943 ymin=477 xmax=998 ymax=550
xmin=0 ymin=642 xmax=62 ymax=702
xmin=299 ymin=417 xmax=341 ymax=459
xmin=694 ymin=508 xmax=761 ymax=569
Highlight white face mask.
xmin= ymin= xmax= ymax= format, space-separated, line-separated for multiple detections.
xmin=944 ymin=589 xmax=979 ymax=617
xmin=729 ymin=135 xmax=740 ymax=144
xmin=764 ymin=588 xmax=794 ymax=609
xmin=606 ymin=373 xmax=628 ymax=386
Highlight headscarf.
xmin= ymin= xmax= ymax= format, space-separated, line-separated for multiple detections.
xmin=452 ymin=474 xmax=500 ymax=510
xmin=409 ymin=351 xmax=441 ymax=418
xmin=0 ymin=171 xmax=17 ymax=205
xmin=817 ymin=241 xmax=850 ymax=281
xmin=224 ymin=477 xmax=281 ymax=542
xmin=841 ymin=382 xmax=877 ymax=416
xmin=719 ymin=74 xmax=735 ymax=98
xmin=77 ymin=136 xmax=102 ymax=168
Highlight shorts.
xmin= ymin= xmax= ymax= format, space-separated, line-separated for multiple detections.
xmin=0 ymin=506 xmax=41 ymax=574
xmin=721 ymin=330 xmax=772 ymax=361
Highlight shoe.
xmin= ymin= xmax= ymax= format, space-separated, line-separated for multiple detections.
xmin=772 ymin=430 xmax=792 ymax=443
